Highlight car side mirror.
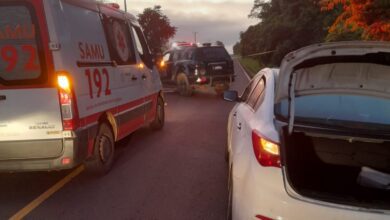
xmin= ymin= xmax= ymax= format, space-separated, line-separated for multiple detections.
xmin=224 ymin=90 xmax=239 ymax=102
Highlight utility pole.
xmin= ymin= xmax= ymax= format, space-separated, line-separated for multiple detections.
xmin=194 ymin=32 xmax=198 ymax=43
xmin=124 ymin=0 xmax=127 ymax=12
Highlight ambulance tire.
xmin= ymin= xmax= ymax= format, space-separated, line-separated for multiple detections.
xmin=150 ymin=96 xmax=165 ymax=130
xmin=85 ymin=123 xmax=115 ymax=175
xmin=176 ymin=73 xmax=193 ymax=96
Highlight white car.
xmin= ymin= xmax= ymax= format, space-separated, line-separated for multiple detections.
xmin=225 ymin=42 xmax=390 ymax=220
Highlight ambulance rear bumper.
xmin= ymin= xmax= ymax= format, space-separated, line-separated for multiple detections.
xmin=0 ymin=134 xmax=88 ymax=172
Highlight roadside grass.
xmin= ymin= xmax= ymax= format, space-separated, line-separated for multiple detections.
xmin=238 ymin=57 xmax=262 ymax=78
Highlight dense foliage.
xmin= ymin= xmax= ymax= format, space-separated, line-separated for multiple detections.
xmin=321 ymin=0 xmax=390 ymax=41
xmin=236 ymin=0 xmax=390 ymax=67
xmin=138 ymin=6 xmax=177 ymax=54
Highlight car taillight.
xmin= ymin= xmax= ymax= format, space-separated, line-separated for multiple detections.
xmin=196 ymin=76 xmax=208 ymax=83
xmin=57 ymin=74 xmax=74 ymax=131
xmin=252 ymin=130 xmax=281 ymax=168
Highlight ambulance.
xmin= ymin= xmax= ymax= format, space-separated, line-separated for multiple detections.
xmin=0 ymin=0 xmax=165 ymax=174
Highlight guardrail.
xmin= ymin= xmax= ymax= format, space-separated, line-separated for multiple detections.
xmin=244 ymin=50 xmax=276 ymax=57
xmin=231 ymin=50 xmax=275 ymax=59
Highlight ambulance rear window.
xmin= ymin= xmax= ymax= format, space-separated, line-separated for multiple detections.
xmin=0 ymin=4 xmax=44 ymax=85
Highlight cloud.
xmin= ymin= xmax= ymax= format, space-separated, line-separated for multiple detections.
xmin=113 ymin=0 xmax=258 ymax=53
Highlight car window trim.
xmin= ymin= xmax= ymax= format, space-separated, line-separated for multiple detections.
xmin=240 ymin=75 xmax=259 ymax=101
xmin=253 ymin=77 xmax=266 ymax=110
xmin=246 ymin=76 xmax=266 ymax=110
xmin=131 ymin=25 xmax=153 ymax=68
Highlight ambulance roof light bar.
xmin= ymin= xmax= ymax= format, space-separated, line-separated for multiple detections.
xmin=105 ymin=3 xmax=120 ymax=10
xmin=171 ymin=42 xmax=197 ymax=49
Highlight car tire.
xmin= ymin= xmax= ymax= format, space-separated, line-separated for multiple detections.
xmin=85 ymin=122 xmax=115 ymax=175
xmin=176 ymin=73 xmax=193 ymax=96
xmin=150 ymin=96 xmax=165 ymax=130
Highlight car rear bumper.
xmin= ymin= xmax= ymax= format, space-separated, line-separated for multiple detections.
xmin=232 ymin=163 xmax=390 ymax=220
xmin=191 ymin=74 xmax=235 ymax=86
xmin=0 ymin=133 xmax=87 ymax=172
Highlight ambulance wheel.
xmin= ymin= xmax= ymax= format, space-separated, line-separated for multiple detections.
xmin=85 ymin=123 xmax=115 ymax=175
xmin=177 ymin=73 xmax=193 ymax=96
xmin=150 ymin=97 xmax=165 ymax=130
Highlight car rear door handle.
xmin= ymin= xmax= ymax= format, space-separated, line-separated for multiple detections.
xmin=131 ymin=76 xmax=138 ymax=81
xmin=0 ymin=95 xmax=6 ymax=101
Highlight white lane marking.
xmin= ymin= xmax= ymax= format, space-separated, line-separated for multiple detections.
xmin=236 ymin=60 xmax=251 ymax=81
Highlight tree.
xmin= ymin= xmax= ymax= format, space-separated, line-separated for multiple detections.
xmin=239 ymin=0 xmax=337 ymax=66
xmin=138 ymin=6 xmax=177 ymax=54
xmin=320 ymin=0 xmax=390 ymax=41
xmin=233 ymin=42 xmax=241 ymax=55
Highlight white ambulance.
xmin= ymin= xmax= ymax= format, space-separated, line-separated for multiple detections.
xmin=0 ymin=0 xmax=165 ymax=174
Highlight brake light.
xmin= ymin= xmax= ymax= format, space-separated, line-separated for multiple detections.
xmin=57 ymin=74 xmax=74 ymax=131
xmin=252 ymin=130 xmax=281 ymax=168
xmin=196 ymin=76 xmax=207 ymax=83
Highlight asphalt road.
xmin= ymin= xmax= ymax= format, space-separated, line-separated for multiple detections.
xmin=0 ymin=60 xmax=250 ymax=220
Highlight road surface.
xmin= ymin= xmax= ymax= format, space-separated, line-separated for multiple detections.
xmin=0 ymin=60 xmax=250 ymax=220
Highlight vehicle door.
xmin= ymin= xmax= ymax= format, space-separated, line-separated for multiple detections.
xmin=0 ymin=1 xmax=64 ymax=159
xmin=130 ymin=25 xmax=160 ymax=122
xmin=170 ymin=50 xmax=183 ymax=80
xmin=98 ymin=8 xmax=145 ymax=140
xmin=231 ymin=74 xmax=266 ymax=159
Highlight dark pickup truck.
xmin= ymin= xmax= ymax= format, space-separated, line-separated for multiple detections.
xmin=159 ymin=45 xmax=235 ymax=96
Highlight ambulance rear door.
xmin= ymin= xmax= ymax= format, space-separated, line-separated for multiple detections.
xmin=0 ymin=1 xmax=63 ymax=159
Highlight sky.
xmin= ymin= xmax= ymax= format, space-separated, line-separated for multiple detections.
xmin=111 ymin=0 xmax=258 ymax=53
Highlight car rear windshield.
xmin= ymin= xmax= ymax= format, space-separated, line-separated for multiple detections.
xmin=276 ymin=95 xmax=390 ymax=130
xmin=0 ymin=3 xmax=43 ymax=85
xmin=198 ymin=47 xmax=230 ymax=61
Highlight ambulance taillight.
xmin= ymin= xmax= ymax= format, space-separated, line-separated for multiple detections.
xmin=57 ymin=74 xmax=75 ymax=131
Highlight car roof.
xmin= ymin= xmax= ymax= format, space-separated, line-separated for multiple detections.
xmin=164 ymin=45 xmax=226 ymax=54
